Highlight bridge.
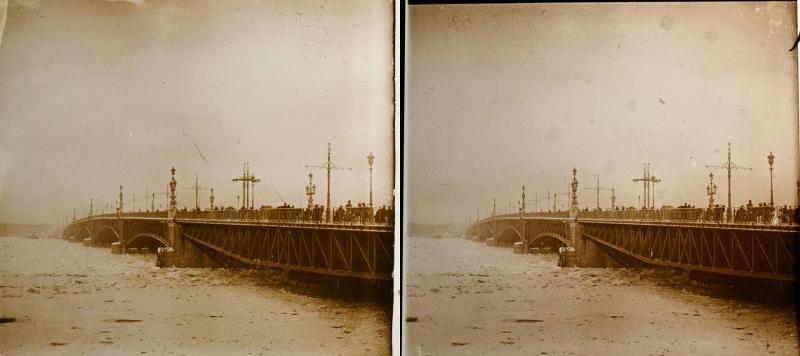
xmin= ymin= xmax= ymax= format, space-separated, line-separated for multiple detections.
xmin=63 ymin=209 xmax=394 ymax=282
xmin=62 ymin=166 xmax=395 ymax=283
xmin=466 ymin=174 xmax=799 ymax=282
xmin=468 ymin=209 xmax=798 ymax=281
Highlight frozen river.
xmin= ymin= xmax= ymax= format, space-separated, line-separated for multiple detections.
xmin=0 ymin=236 xmax=390 ymax=355
xmin=405 ymin=236 xmax=797 ymax=355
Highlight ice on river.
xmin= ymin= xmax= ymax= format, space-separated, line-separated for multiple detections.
xmin=404 ymin=236 xmax=797 ymax=356
xmin=0 ymin=236 xmax=390 ymax=355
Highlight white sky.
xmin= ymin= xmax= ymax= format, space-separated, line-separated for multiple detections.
xmin=0 ymin=0 xmax=394 ymax=224
xmin=407 ymin=2 xmax=799 ymax=224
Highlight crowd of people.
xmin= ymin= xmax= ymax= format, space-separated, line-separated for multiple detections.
xmin=733 ymin=200 xmax=798 ymax=225
xmin=525 ymin=202 xmax=799 ymax=225
xmin=169 ymin=200 xmax=395 ymax=225
xmin=331 ymin=200 xmax=394 ymax=224
xmin=258 ymin=200 xmax=394 ymax=225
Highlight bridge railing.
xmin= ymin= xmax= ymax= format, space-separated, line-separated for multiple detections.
xmin=523 ymin=211 xmax=570 ymax=218
xmin=577 ymin=206 xmax=799 ymax=225
xmin=92 ymin=213 xmax=118 ymax=219
xmin=120 ymin=211 xmax=169 ymax=219
xmin=176 ymin=210 xmax=267 ymax=221
xmin=577 ymin=208 xmax=707 ymax=222
xmin=74 ymin=206 xmax=398 ymax=226
xmin=173 ymin=206 xmax=395 ymax=225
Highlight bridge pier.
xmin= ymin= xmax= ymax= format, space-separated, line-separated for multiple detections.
xmin=86 ymin=220 xmax=95 ymax=246
xmin=117 ymin=220 xmax=126 ymax=251
xmin=513 ymin=241 xmax=524 ymax=254
xmin=570 ymin=221 xmax=618 ymax=268
xmin=158 ymin=221 xmax=218 ymax=268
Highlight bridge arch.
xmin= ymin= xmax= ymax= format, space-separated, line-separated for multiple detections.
xmin=478 ymin=225 xmax=494 ymax=240
xmin=526 ymin=233 xmax=570 ymax=252
xmin=126 ymin=233 xmax=168 ymax=251
xmin=468 ymin=223 xmax=494 ymax=240
xmin=93 ymin=226 xmax=121 ymax=246
xmin=496 ymin=226 xmax=523 ymax=245
xmin=76 ymin=226 xmax=91 ymax=240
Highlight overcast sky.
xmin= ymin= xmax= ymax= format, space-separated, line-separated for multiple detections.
xmin=407 ymin=2 xmax=799 ymax=225
xmin=0 ymin=0 xmax=394 ymax=224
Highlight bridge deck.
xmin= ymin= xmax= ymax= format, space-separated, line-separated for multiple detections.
xmin=63 ymin=212 xmax=395 ymax=281
xmin=468 ymin=211 xmax=798 ymax=282
xmin=476 ymin=211 xmax=800 ymax=229
xmin=71 ymin=213 xmax=393 ymax=231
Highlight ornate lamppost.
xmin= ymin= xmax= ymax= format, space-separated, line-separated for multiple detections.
xmin=767 ymin=151 xmax=775 ymax=207
xmin=169 ymin=167 xmax=177 ymax=211
xmin=209 ymin=188 xmax=215 ymax=210
xmin=706 ymin=172 xmax=717 ymax=208
xmin=305 ymin=172 xmax=316 ymax=209
xmin=610 ymin=188 xmax=616 ymax=210
xmin=570 ymin=168 xmax=579 ymax=210
xmin=367 ymin=152 xmax=374 ymax=208
xmin=118 ymin=185 xmax=124 ymax=214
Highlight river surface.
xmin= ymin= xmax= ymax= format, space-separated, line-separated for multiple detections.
xmin=404 ymin=236 xmax=797 ymax=355
xmin=0 ymin=236 xmax=390 ymax=355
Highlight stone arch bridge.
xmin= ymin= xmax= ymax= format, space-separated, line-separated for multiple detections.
xmin=63 ymin=211 xmax=394 ymax=282
xmin=467 ymin=210 xmax=798 ymax=282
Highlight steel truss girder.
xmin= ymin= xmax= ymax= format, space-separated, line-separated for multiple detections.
xmin=180 ymin=223 xmax=393 ymax=280
xmin=581 ymin=221 xmax=797 ymax=281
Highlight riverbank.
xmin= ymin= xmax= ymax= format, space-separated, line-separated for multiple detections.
xmin=404 ymin=236 xmax=797 ymax=355
xmin=0 ymin=236 xmax=390 ymax=355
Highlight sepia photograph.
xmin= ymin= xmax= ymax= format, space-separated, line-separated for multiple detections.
xmin=0 ymin=0 xmax=396 ymax=355
xmin=405 ymin=2 xmax=799 ymax=355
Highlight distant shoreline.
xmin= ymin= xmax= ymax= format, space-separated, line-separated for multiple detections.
xmin=407 ymin=223 xmax=466 ymax=236
xmin=0 ymin=223 xmax=51 ymax=236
